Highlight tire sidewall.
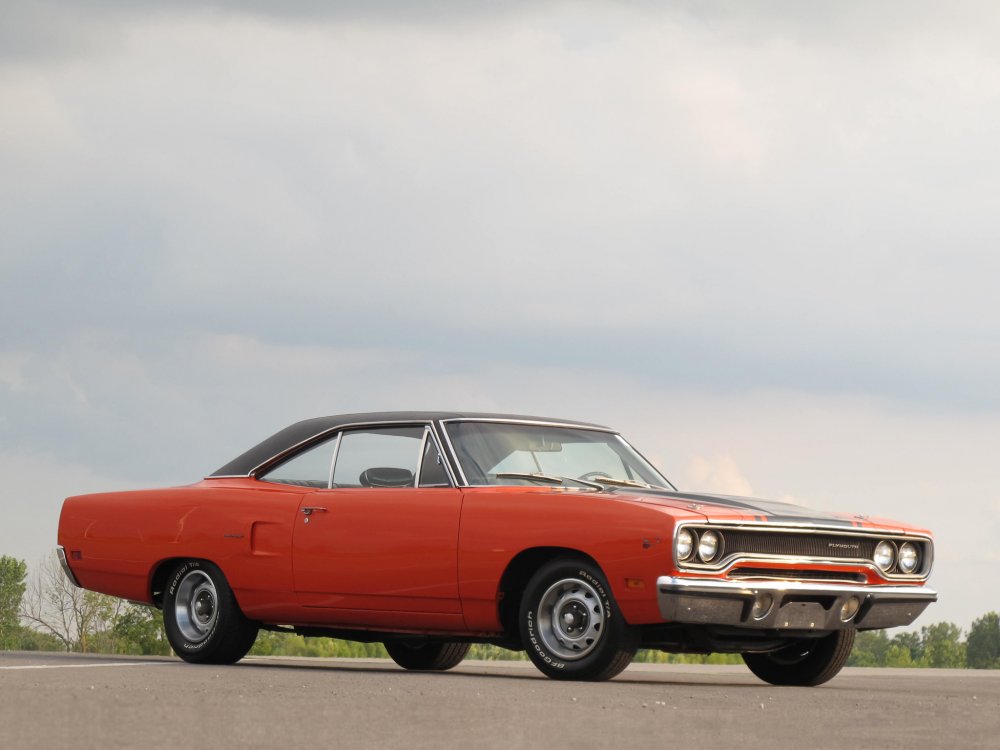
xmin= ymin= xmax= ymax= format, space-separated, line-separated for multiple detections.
xmin=743 ymin=629 xmax=855 ymax=686
xmin=520 ymin=560 xmax=623 ymax=678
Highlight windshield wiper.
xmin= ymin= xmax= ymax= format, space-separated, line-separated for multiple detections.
xmin=493 ymin=472 xmax=602 ymax=490
xmin=583 ymin=475 xmax=660 ymax=489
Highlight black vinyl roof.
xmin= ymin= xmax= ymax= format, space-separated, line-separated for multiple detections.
xmin=209 ymin=411 xmax=608 ymax=478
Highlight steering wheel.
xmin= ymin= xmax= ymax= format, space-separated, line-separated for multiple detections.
xmin=578 ymin=471 xmax=612 ymax=482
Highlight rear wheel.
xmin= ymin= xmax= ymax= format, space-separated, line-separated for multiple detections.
xmin=742 ymin=629 xmax=855 ymax=686
xmin=163 ymin=560 xmax=258 ymax=664
xmin=519 ymin=559 xmax=637 ymax=681
xmin=384 ymin=640 xmax=470 ymax=671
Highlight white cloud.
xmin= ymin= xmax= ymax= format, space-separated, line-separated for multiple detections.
xmin=683 ymin=455 xmax=755 ymax=496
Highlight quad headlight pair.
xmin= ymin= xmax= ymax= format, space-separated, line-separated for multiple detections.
xmin=675 ymin=527 xmax=924 ymax=575
xmin=874 ymin=540 xmax=921 ymax=574
xmin=676 ymin=528 xmax=723 ymax=564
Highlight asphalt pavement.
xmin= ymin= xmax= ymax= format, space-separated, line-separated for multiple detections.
xmin=1 ymin=651 xmax=997 ymax=749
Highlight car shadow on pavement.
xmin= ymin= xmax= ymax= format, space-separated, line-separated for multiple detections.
xmin=231 ymin=658 xmax=765 ymax=689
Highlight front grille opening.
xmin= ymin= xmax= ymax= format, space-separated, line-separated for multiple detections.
xmin=721 ymin=531 xmax=877 ymax=560
xmin=729 ymin=567 xmax=866 ymax=584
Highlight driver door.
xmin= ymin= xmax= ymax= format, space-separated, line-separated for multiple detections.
xmin=291 ymin=425 xmax=464 ymax=629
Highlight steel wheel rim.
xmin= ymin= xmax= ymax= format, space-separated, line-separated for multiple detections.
xmin=174 ymin=570 xmax=219 ymax=643
xmin=536 ymin=577 xmax=606 ymax=661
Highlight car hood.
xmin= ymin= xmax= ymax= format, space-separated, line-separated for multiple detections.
xmin=616 ymin=488 xmax=907 ymax=532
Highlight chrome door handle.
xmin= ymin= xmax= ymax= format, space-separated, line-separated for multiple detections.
xmin=301 ymin=506 xmax=328 ymax=516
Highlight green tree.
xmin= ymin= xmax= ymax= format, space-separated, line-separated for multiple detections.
xmin=17 ymin=628 xmax=63 ymax=651
xmin=0 ymin=556 xmax=28 ymax=649
xmin=965 ymin=612 xmax=1000 ymax=669
xmin=848 ymin=630 xmax=890 ymax=666
xmin=883 ymin=643 xmax=915 ymax=668
xmin=891 ymin=630 xmax=923 ymax=663
xmin=919 ymin=622 xmax=966 ymax=668
xmin=249 ymin=632 xmax=390 ymax=658
xmin=111 ymin=604 xmax=171 ymax=655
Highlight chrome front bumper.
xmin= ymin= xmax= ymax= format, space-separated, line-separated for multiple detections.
xmin=657 ymin=576 xmax=937 ymax=631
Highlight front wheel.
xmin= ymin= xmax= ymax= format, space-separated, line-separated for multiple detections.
xmin=163 ymin=560 xmax=258 ymax=664
xmin=742 ymin=629 xmax=855 ymax=686
xmin=519 ymin=559 xmax=638 ymax=681
xmin=384 ymin=640 xmax=470 ymax=671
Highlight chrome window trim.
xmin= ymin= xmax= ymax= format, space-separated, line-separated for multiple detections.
xmin=323 ymin=423 xmax=453 ymax=490
xmin=437 ymin=420 xmax=469 ymax=487
xmin=612 ymin=433 xmax=675 ymax=490
xmin=672 ymin=522 xmax=934 ymax=581
xmin=233 ymin=420 xmax=460 ymax=489
xmin=439 ymin=417 xmax=614 ymax=432
xmin=417 ymin=425 xmax=458 ymax=488
xmin=428 ymin=422 xmax=460 ymax=487
xmin=326 ymin=432 xmax=343 ymax=489
xmin=439 ymin=418 xmax=671 ymax=489
xmin=210 ymin=417 xmax=617 ymax=485
xmin=244 ymin=419 xmax=438 ymax=479
xmin=414 ymin=428 xmax=430 ymax=488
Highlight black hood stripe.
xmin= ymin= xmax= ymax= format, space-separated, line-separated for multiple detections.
xmin=634 ymin=490 xmax=855 ymax=527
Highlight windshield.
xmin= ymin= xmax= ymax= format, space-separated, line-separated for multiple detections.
xmin=444 ymin=421 xmax=673 ymax=489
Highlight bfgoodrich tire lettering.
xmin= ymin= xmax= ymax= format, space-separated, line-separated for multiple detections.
xmin=519 ymin=559 xmax=637 ymax=681
xmin=742 ymin=629 xmax=855 ymax=687
xmin=163 ymin=560 xmax=259 ymax=665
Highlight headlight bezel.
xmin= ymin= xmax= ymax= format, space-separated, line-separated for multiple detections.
xmin=676 ymin=528 xmax=695 ymax=561
xmin=873 ymin=540 xmax=897 ymax=573
xmin=697 ymin=530 xmax=723 ymax=563
xmin=897 ymin=542 xmax=920 ymax=574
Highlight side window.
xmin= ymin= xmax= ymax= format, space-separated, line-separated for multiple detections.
xmin=418 ymin=436 xmax=451 ymax=487
xmin=332 ymin=427 xmax=425 ymax=488
xmin=260 ymin=436 xmax=338 ymax=488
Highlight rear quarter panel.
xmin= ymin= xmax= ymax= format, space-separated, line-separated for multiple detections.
xmin=57 ymin=479 xmax=302 ymax=617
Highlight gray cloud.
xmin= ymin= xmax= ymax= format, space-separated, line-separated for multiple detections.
xmin=3 ymin=3 xmax=999 ymax=408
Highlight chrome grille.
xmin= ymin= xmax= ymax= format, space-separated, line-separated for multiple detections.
xmin=721 ymin=530 xmax=878 ymax=560
xmin=677 ymin=525 xmax=931 ymax=578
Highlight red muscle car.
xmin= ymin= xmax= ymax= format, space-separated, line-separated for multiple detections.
xmin=57 ymin=412 xmax=936 ymax=685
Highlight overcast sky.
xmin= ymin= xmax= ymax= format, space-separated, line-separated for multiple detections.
xmin=1 ymin=0 xmax=998 ymax=630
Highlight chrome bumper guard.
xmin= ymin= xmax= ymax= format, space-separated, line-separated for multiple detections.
xmin=56 ymin=545 xmax=81 ymax=588
xmin=657 ymin=576 xmax=937 ymax=631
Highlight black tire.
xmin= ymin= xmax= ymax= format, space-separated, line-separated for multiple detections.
xmin=163 ymin=560 xmax=258 ymax=665
xmin=742 ymin=629 xmax=855 ymax=686
xmin=384 ymin=640 xmax=470 ymax=671
xmin=519 ymin=558 xmax=638 ymax=681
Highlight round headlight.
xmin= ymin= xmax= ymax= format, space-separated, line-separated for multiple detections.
xmin=898 ymin=542 xmax=919 ymax=574
xmin=874 ymin=540 xmax=896 ymax=572
xmin=677 ymin=529 xmax=695 ymax=561
xmin=698 ymin=530 xmax=721 ymax=562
